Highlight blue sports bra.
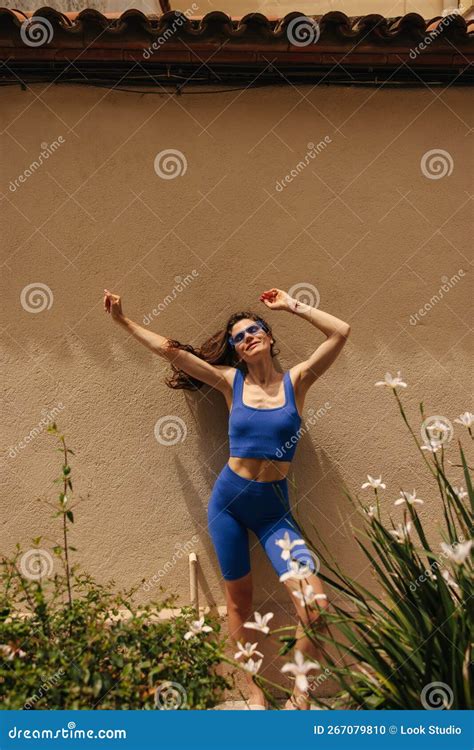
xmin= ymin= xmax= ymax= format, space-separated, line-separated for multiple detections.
xmin=228 ymin=368 xmax=302 ymax=462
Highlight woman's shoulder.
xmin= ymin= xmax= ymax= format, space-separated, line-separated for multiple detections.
xmin=211 ymin=364 xmax=241 ymax=392
xmin=230 ymin=366 xmax=242 ymax=386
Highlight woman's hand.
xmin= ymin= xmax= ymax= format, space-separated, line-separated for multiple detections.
xmin=259 ymin=288 xmax=294 ymax=312
xmin=103 ymin=289 xmax=124 ymax=322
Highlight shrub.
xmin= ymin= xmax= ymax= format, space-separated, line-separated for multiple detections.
xmin=0 ymin=424 xmax=231 ymax=709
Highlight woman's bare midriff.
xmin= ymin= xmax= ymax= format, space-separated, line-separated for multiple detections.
xmin=227 ymin=456 xmax=291 ymax=482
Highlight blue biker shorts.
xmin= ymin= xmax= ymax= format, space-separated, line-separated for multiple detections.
xmin=207 ymin=462 xmax=316 ymax=581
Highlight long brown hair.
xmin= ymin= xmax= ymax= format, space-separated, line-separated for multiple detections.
xmin=165 ymin=310 xmax=280 ymax=390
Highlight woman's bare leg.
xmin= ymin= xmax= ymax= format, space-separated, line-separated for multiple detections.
xmin=224 ymin=572 xmax=266 ymax=706
xmin=282 ymin=572 xmax=330 ymax=709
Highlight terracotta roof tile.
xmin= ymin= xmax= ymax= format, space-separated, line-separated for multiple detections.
xmin=0 ymin=8 xmax=472 ymax=83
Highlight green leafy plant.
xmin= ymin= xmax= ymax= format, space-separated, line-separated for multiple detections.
xmin=0 ymin=424 xmax=232 ymax=709
xmin=246 ymin=373 xmax=473 ymax=709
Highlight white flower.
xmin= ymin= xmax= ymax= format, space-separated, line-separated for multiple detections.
xmin=440 ymin=540 xmax=472 ymax=565
xmin=234 ymin=641 xmax=264 ymax=661
xmin=275 ymin=531 xmax=306 ymax=561
xmin=451 ymin=486 xmax=468 ymax=501
xmin=364 ymin=505 xmax=377 ymax=518
xmin=454 ymin=411 xmax=473 ymax=428
xmin=441 ymin=568 xmax=460 ymax=591
xmin=426 ymin=420 xmax=450 ymax=436
xmin=292 ymin=585 xmax=328 ymax=607
xmin=242 ymin=657 xmax=263 ymax=674
xmin=0 ymin=644 xmax=26 ymax=660
xmin=279 ymin=559 xmax=313 ymax=583
xmin=183 ymin=616 xmax=213 ymax=640
xmin=394 ymin=489 xmax=424 ymax=506
xmin=421 ymin=439 xmax=442 ymax=453
xmin=243 ymin=611 xmax=274 ymax=634
xmin=389 ymin=521 xmax=412 ymax=543
xmin=375 ymin=371 xmax=407 ymax=389
xmin=361 ymin=475 xmax=386 ymax=490
xmin=281 ymin=649 xmax=321 ymax=692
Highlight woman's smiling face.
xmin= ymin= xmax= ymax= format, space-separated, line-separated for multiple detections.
xmin=230 ymin=318 xmax=271 ymax=359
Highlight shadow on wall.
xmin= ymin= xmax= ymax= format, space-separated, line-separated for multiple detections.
xmin=170 ymin=360 xmax=348 ymax=610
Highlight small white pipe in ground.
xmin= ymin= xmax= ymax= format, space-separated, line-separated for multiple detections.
xmin=189 ymin=552 xmax=199 ymax=613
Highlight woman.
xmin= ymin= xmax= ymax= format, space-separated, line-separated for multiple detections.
xmin=103 ymin=286 xmax=351 ymax=709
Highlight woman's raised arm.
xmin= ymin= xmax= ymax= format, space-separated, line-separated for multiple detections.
xmin=259 ymin=287 xmax=350 ymax=391
xmin=103 ymin=289 xmax=234 ymax=392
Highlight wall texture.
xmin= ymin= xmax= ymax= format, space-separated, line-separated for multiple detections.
xmin=0 ymin=1 xmax=459 ymax=16
xmin=1 ymin=82 xmax=472 ymax=626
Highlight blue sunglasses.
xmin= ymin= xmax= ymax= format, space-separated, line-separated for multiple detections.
xmin=228 ymin=320 xmax=268 ymax=348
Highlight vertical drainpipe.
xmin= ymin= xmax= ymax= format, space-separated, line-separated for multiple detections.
xmin=189 ymin=552 xmax=199 ymax=612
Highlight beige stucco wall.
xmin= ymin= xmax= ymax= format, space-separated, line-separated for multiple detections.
xmin=200 ymin=1 xmax=460 ymax=17
xmin=1 ymin=82 xmax=472 ymax=626
xmin=0 ymin=1 xmax=462 ymax=17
